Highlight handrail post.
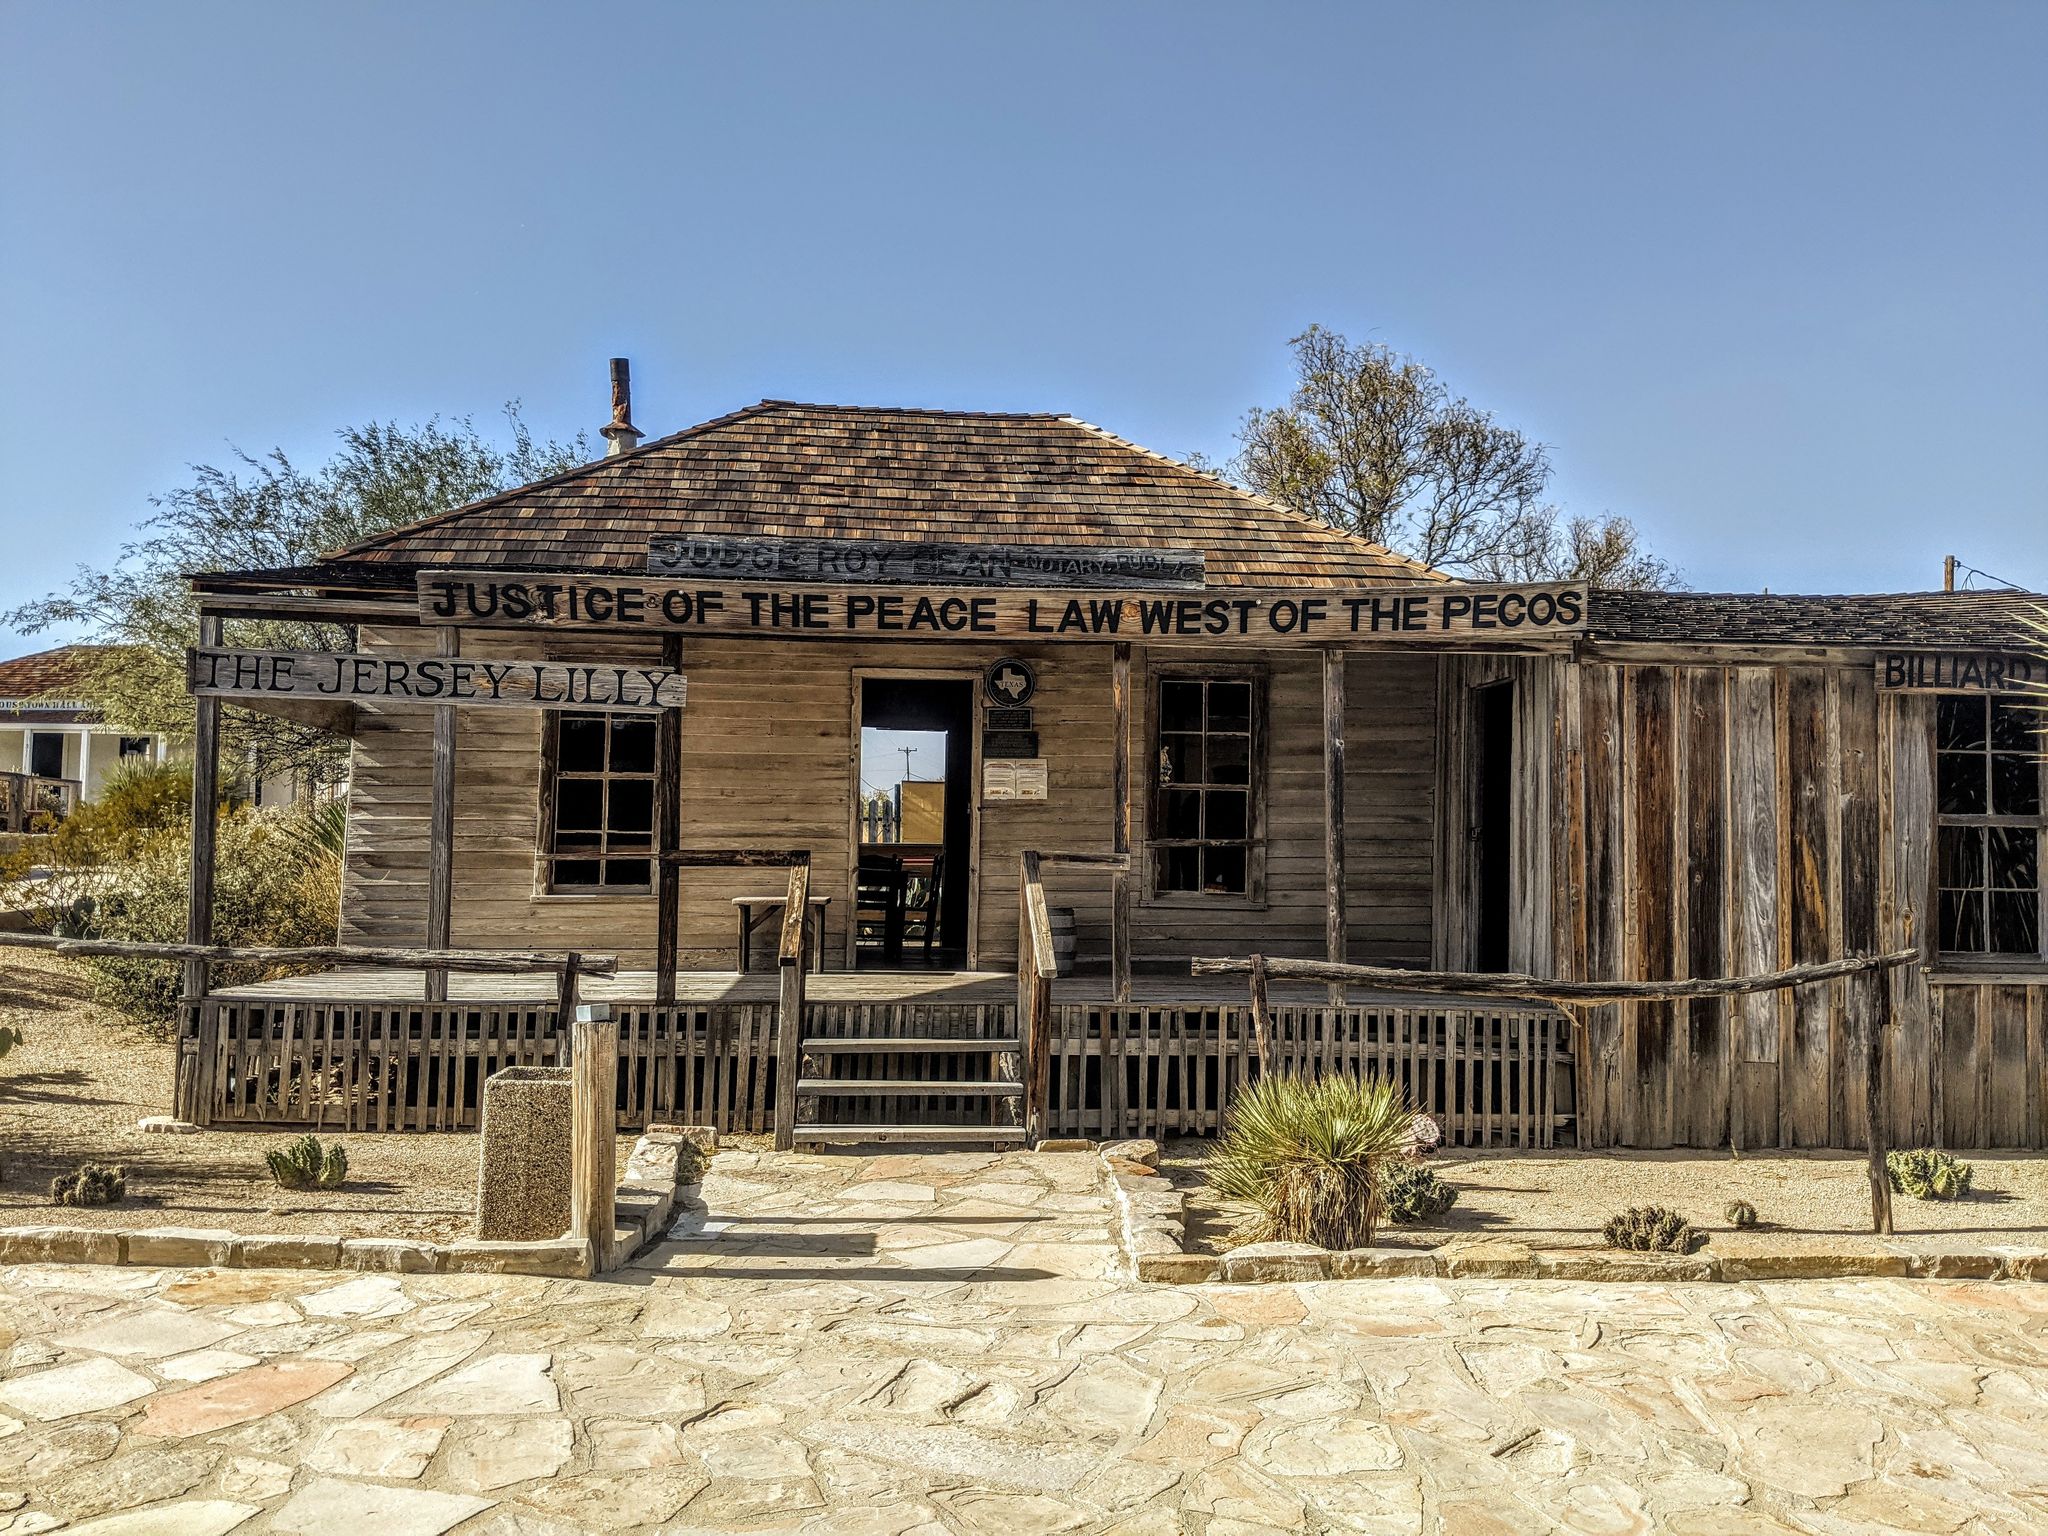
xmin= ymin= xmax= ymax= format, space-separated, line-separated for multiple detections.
xmin=774 ymin=860 xmax=810 ymax=1152
xmin=568 ymin=993 xmax=618 ymax=1277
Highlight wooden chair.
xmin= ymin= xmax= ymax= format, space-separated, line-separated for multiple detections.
xmin=854 ymin=854 xmax=906 ymax=964
xmin=904 ymin=848 xmax=946 ymax=959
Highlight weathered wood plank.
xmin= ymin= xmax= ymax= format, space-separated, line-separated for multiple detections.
xmin=1631 ymin=667 xmax=1677 ymax=1148
xmin=1785 ymin=669 xmax=1833 ymax=1146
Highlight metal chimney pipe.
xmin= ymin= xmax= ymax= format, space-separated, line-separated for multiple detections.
xmin=600 ymin=358 xmax=642 ymax=456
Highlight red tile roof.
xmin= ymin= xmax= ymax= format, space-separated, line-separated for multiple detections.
xmin=324 ymin=401 xmax=1442 ymax=587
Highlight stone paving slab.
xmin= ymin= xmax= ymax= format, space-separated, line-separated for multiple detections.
xmin=0 ymin=1149 xmax=2045 ymax=1532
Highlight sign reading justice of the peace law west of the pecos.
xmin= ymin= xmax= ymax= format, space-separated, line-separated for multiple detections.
xmin=1877 ymin=652 xmax=2043 ymax=694
xmin=187 ymin=648 xmax=687 ymax=711
xmin=647 ymin=534 xmax=1207 ymax=590
xmin=417 ymin=571 xmax=1588 ymax=646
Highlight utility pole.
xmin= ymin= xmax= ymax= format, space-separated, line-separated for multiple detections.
xmin=900 ymin=745 xmax=916 ymax=782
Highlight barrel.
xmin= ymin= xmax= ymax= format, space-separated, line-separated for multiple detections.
xmin=1049 ymin=907 xmax=1078 ymax=977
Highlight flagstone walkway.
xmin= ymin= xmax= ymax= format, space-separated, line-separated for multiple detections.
xmin=0 ymin=1148 xmax=2045 ymax=1534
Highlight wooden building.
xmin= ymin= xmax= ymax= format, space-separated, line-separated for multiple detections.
xmin=182 ymin=397 xmax=2048 ymax=1151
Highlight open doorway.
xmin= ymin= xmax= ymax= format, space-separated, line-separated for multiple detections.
xmin=856 ymin=677 xmax=974 ymax=969
xmin=1472 ymin=682 xmax=1515 ymax=973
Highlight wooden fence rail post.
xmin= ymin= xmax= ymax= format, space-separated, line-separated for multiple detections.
xmin=773 ymin=861 xmax=810 ymax=1152
xmin=1867 ymin=973 xmax=1894 ymax=1235
xmin=568 ymin=988 xmax=618 ymax=1278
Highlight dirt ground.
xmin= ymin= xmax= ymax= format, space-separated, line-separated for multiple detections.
xmin=1160 ymin=1135 xmax=2048 ymax=1255
xmin=0 ymin=950 xmax=633 ymax=1243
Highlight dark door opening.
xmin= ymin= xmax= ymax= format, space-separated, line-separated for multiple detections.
xmin=29 ymin=733 xmax=64 ymax=780
xmin=857 ymin=678 xmax=974 ymax=969
xmin=1472 ymin=682 xmax=1515 ymax=973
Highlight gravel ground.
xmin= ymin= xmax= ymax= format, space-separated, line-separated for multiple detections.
xmin=1161 ymin=1135 xmax=2048 ymax=1255
xmin=0 ymin=950 xmax=632 ymax=1242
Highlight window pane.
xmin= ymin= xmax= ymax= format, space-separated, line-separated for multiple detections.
xmin=1990 ymin=892 xmax=2039 ymax=954
xmin=1160 ymin=733 xmax=1203 ymax=786
xmin=558 ymin=716 xmax=606 ymax=773
xmin=610 ymin=717 xmax=657 ymax=774
xmin=1161 ymin=789 xmax=1202 ymax=839
xmin=553 ymin=859 xmax=602 ymax=888
xmin=1990 ymin=700 xmax=2042 ymax=752
xmin=555 ymin=829 xmax=602 ymax=850
xmin=557 ymin=779 xmax=603 ymax=832
xmin=1939 ymin=825 xmax=1984 ymax=888
xmin=1937 ymin=754 xmax=1987 ymax=815
xmin=1208 ymin=683 xmax=1252 ymax=732
xmin=1204 ymin=845 xmax=1248 ymax=894
xmin=1989 ymin=827 xmax=2038 ymax=891
xmin=1937 ymin=697 xmax=1987 ymax=751
xmin=1159 ymin=845 xmax=1201 ymax=892
xmin=602 ymin=858 xmax=651 ymax=888
xmin=1207 ymin=789 xmax=1249 ymax=841
xmin=609 ymin=779 xmax=654 ymax=835
xmin=1993 ymin=754 xmax=2040 ymax=816
xmin=1940 ymin=889 xmax=1984 ymax=952
xmin=1160 ymin=681 xmax=1204 ymax=732
xmin=1208 ymin=733 xmax=1250 ymax=785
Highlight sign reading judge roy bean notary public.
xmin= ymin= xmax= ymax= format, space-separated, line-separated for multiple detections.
xmin=417 ymin=570 xmax=1587 ymax=645
xmin=187 ymin=648 xmax=687 ymax=711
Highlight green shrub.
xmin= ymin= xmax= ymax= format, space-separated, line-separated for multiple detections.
xmin=1723 ymin=1199 xmax=1758 ymax=1229
xmin=1604 ymin=1205 xmax=1697 ymax=1253
xmin=51 ymin=1163 xmax=126 ymax=1206
xmin=265 ymin=1135 xmax=348 ymax=1190
xmin=0 ymin=1023 xmax=21 ymax=1062
xmin=1379 ymin=1160 xmax=1458 ymax=1224
xmin=1887 ymin=1148 xmax=1974 ymax=1201
xmin=1207 ymin=1073 xmax=1414 ymax=1250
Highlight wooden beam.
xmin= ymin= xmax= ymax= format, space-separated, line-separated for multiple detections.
xmin=654 ymin=634 xmax=683 ymax=1004
xmin=1248 ymin=952 xmax=1273 ymax=1073
xmin=1191 ymin=949 xmax=1922 ymax=1010
xmin=0 ymin=932 xmax=616 ymax=975
xmin=566 ymin=982 xmax=618 ymax=1277
xmin=425 ymin=629 xmax=457 ymax=1003
xmin=1323 ymin=648 xmax=1347 ymax=1004
xmin=661 ymin=849 xmax=811 ymax=868
xmin=1111 ymin=642 xmax=1132 ymax=1004
xmin=773 ymin=861 xmax=811 ymax=1152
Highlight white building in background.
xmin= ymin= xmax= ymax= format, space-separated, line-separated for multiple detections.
xmin=0 ymin=646 xmax=170 ymax=819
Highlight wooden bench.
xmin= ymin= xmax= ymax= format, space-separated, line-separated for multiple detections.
xmin=732 ymin=895 xmax=832 ymax=973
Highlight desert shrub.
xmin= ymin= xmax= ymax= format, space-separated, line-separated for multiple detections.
xmin=1887 ymin=1148 xmax=1974 ymax=1201
xmin=1379 ymin=1160 xmax=1458 ymax=1224
xmin=265 ymin=1135 xmax=348 ymax=1190
xmin=71 ymin=800 xmax=344 ymax=1033
xmin=1603 ymin=1205 xmax=1697 ymax=1253
xmin=51 ymin=1162 xmax=126 ymax=1206
xmin=1207 ymin=1073 xmax=1414 ymax=1250
xmin=0 ymin=1023 xmax=21 ymax=1062
xmin=1723 ymin=1199 xmax=1758 ymax=1229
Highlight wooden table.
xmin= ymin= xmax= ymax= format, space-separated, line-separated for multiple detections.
xmin=732 ymin=895 xmax=832 ymax=973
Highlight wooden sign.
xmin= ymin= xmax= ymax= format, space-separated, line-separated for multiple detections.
xmin=419 ymin=571 xmax=1587 ymax=648
xmin=1877 ymin=652 xmax=2043 ymax=694
xmin=187 ymin=648 xmax=687 ymax=711
xmin=648 ymin=534 xmax=1206 ymax=589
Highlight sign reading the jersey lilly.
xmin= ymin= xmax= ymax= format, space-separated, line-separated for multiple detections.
xmin=417 ymin=571 xmax=1588 ymax=646
xmin=187 ymin=648 xmax=687 ymax=711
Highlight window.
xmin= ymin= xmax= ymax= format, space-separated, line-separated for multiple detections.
xmin=118 ymin=736 xmax=152 ymax=760
xmin=1152 ymin=674 xmax=1260 ymax=897
xmin=1936 ymin=695 xmax=2045 ymax=957
xmin=542 ymin=711 xmax=657 ymax=892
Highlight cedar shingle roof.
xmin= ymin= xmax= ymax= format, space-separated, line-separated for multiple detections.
xmin=1588 ymin=590 xmax=2048 ymax=649
xmin=0 ymin=645 xmax=105 ymax=701
xmin=324 ymin=401 xmax=1440 ymax=587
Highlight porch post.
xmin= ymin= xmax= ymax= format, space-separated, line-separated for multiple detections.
xmin=425 ymin=628 xmax=458 ymax=1002
xmin=1111 ymin=642 xmax=1133 ymax=1003
xmin=654 ymin=635 xmax=683 ymax=1002
xmin=1322 ymin=648 xmax=1347 ymax=1005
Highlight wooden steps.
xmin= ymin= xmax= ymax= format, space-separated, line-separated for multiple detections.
xmin=791 ymin=1016 xmax=1026 ymax=1150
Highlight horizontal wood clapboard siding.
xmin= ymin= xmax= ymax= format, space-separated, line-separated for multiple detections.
xmin=341 ymin=631 xmax=1438 ymax=975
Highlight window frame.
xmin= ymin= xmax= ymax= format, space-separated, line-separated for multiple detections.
xmin=1933 ymin=693 xmax=2047 ymax=963
xmin=1144 ymin=664 xmax=1267 ymax=906
xmin=536 ymin=709 xmax=659 ymax=897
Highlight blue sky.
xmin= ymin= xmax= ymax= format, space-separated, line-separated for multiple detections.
xmin=2 ymin=2 xmax=2043 ymax=653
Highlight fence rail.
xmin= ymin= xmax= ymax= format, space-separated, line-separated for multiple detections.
xmin=0 ymin=772 xmax=80 ymax=833
xmin=182 ymin=993 xmax=1573 ymax=1144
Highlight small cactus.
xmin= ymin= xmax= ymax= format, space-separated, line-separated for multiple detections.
xmin=264 ymin=1135 xmax=348 ymax=1191
xmin=1379 ymin=1160 xmax=1458 ymax=1224
xmin=1887 ymin=1149 xmax=1973 ymax=1201
xmin=51 ymin=1162 xmax=126 ymax=1207
xmin=1724 ymin=1199 xmax=1758 ymax=1229
xmin=1603 ymin=1205 xmax=1697 ymax=1253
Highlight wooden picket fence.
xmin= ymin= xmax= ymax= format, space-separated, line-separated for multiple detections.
xmin=184 ymin=993 xmax=1572 ymax=1145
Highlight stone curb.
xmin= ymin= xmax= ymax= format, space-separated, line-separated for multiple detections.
xmin=1095 ymin=1139 xmax=1211 ymax=1282
xmin=0 ymin=1125 xmax=717 ymax=1281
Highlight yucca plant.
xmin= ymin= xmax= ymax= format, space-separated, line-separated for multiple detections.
xmin=265 ymin=1135 xmax=348 ymax=1191
xmin=1207 ymin=1073 xmax=1415 ymax=1249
